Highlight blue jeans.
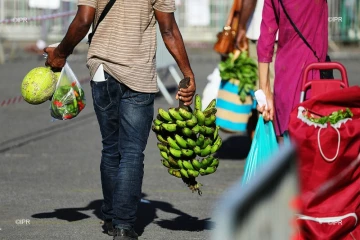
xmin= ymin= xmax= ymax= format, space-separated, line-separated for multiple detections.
xmin=90 ymin=73 xmax=155 ymax=229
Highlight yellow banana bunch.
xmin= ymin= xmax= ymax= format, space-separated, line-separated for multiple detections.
xmin=151 ymin=94 xmax=223 ymax=195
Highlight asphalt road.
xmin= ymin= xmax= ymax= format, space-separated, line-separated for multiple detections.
xmin=0 ymin=46 xmax=359 ymax=240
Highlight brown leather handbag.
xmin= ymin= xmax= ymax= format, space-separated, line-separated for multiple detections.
xmin=213 ymin=0 xmax=242 ymax=55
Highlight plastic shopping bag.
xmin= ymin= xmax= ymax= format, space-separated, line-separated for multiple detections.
xmin=241 ymin=115 xmax=278 ymax=185
xmin=50 ymin=62 xmax=86 ymax=120
xmin=201 ymin=67 xmax=221 ymax=111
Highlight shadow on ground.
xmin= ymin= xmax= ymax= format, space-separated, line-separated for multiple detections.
xmin=138 ymin=194 xmax=214 ymax=234
xmin=214 ymin=109 xmax=258 ymax=160
xmin=31 ymin=200 xmax=101 ymax=222
xmin=31 ymin=193 xmax=214 ymax=236
xmin=214 ymin=135 xmax=252 ymax=160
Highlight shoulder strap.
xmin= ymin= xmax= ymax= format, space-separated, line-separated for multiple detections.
xmin=271 ymin=0 xmax=279 ymax=24
xmin=88 ymin=0 xmax=116 ymax=45
xmin=278 ymin=0 xmax=320 ymax=62
xmin=225 ymin=0 xmax=241 ymax=27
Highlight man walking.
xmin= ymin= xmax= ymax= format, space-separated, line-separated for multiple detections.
xmin=44 ymin=1 xmax=195 ymax=239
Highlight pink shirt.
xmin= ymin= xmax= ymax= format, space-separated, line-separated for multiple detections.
xmin=257 ymin=0 xmax=328 ymax=136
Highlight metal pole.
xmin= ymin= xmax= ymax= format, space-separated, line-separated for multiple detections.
xmin=41 ymin=9 xmax=47 ymax=43
xmin=168 ymin=65 xmax=182 ymax=84
xmin=0 ymin=0 xmax=4 ymax=21
xmin=0 ymin=0 xmax=5 ymax=64
xmin=157 ymin=76 xmax=174 ymax=105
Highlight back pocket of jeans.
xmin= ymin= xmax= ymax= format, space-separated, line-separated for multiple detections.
xmin=91 ymin=80 xmax=113 ymax=110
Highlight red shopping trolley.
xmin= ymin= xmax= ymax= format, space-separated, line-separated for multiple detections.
xmin=288 ymin=62 xmax=360 ymax=240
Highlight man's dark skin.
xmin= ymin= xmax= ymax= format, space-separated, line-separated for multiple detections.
xmin=235 ymin=0 xmax=257 ymax=50
xmin=45 ymin=6 xmax=196 ymax=105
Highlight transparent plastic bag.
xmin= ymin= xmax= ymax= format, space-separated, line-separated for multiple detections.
xmin=50 ymin=62 xmax=86 ymax=120
xmin=202 ymin=67 xmax=221 ymax=111
xmin=242 ymin=115 xmax=278 ymax=185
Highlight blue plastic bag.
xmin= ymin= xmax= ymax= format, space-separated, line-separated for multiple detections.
xmin=241 ymin=115 xmax=278 ymax=185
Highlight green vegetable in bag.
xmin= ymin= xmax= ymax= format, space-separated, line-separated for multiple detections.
xmin=50 ymin=63 xmax=86 ymax=120
xmin=219 ymin=51 xmax=258 ymax=102
xmin=304 ymin=108 xmax=353 ymax=125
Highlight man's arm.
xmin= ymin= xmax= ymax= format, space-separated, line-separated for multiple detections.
xmin=155 ymin=10 xmax=196 ymax=106
xmin=235 ymin=0 xmax=257 ymax=50
xmin=45 ymin=6 xmax=95 ymax=70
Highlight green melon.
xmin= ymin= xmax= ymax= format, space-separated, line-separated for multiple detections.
xmin=54 ymin=72 xmax=61 ymax=82
xmin=21 ymin=67 xmax=56 ymax=105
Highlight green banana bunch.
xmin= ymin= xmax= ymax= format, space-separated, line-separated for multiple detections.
xmin=179 ymin=108 xmax=192 ymax=120
xmin=182 ymin=149 xmax=194 ymax=158
xmin=199 ymin=166 xmax=217 ymax=176
xmin=167 ymin=136 xmax=181 ymax=150
xmin=158 ymin=108 xmax=172 ymax=122
xmin=162 ymin=123 xmax=177 ymax=132
xmin=169 ymin=147 xmax=182 ymax=158
xmin=176 ymin=120 xmax=187 ymax=128
xmin=175 ymin=134 xmax=187 ymax=148
xmin=182 ymin=128 xmax=193 ymax=137
xmin=168 ymin=168 xmax=182 ymax=178
xmin=195 ymin=94 xmax=202 ymax=111
xmin=204 ymin=114 xmax=216 ymax=126
xmin=160 ymin=151 xmax=169 ymax=160
xmin=152 ymin=124 xmax=161 ymax=133
xmin=186 ymin=138 xmax=197 ymax=148
xmin=191 ymin=159 xmax=202 ymax=170
xmin=151 ymin=94 xmax=223 ymax=195
xmin=157 ymin=143 xmax=168 ymax=152
xmin=153 ymin=119 xmax=163 ymax=126
xmin=182 ymin=160 xmax=194 ymax=170
xmin=186 ymin=115 xmax=198 ymax=128
xmin=161 ymin=159 xmax=170 ymax=168
xmin=168 ymin=156 xmax=179 ymax=168
xmin=195 ymin=110 xmax=205 ymax=126
xmin=168 ymin=107 xmax=184 ymax=121
xmin=200 ymin=155 xmax=214 ymax=169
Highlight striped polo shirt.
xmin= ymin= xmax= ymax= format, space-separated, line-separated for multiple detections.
xmin=78 ymin=0 xmax=176 ymax=93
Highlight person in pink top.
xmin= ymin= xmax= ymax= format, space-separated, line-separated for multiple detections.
xmin=256 ymin=0 xmax=328 ymax=138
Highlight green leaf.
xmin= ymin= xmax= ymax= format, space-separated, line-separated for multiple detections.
xmin=239 ymin=91 xmax=247 ymax=103
xmin=236 ymin=72 xmax=242 ymax=80
xmin=305 ymin=108 xmax=353 ymax=125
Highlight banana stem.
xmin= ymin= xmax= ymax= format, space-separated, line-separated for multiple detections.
xmin=182 ymin=177 xmax=202 ymax=196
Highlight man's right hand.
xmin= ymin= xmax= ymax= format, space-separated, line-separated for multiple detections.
xmin=176 ymin=76 xmax=196 ymax=106
xmin=44 ymin=47 xmax=67 ymax=71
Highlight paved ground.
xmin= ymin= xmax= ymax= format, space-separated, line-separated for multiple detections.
xmin=0 ymin=45 xmax=359 ymax=240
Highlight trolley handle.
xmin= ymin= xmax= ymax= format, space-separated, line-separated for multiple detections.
xmin=301 ymin=62 xmax=349 ymax=91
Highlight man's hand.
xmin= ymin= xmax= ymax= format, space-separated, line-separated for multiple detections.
xmin=235 ymin=28 xmax=249 ymax=51
xmin=43 ymin=5 xmax=95 ymax=71
xmin=44 ymin=47 xmax=66 ymax=71
xmin=234 ymin=0 xmax=257 ymax=50
xmin=176 ymin=77 xmax=196 ymax=106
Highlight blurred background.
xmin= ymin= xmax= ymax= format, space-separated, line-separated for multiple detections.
xmin=0 ymin=0 xmax=359 ymax=62
xmin=0 ymin=1 xmax=359 ymax=240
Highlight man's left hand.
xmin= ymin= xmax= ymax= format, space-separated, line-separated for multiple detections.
xmin=44 ymin=47 xmax=66 ymax=71
xmin=235 ymin=28 xmax=248 ymax=51
xmin=176 ymin=76 xmax=196 ymax=106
